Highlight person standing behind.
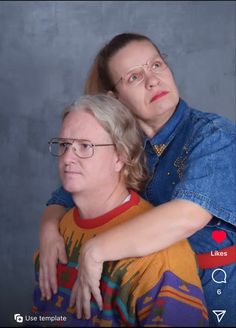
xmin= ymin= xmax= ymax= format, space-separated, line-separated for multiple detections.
xmin=32 ymin=94 xmax=208 ymax=327
xmin=39 ymin=34 xmax=236 ymax=327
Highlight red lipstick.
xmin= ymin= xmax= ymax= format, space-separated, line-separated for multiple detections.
xmin=150 ymin=91 xmax=169 ymax=103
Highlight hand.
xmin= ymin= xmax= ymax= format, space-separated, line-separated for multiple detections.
xmin=69 ymin=239 xmax=103 ymax=319
xmin=39 ymin=230 xmax=67 ymax=300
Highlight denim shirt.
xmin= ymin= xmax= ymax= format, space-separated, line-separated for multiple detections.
xmin=47 ymin=99 xmax=236 ymax=254
xmin=141 ymin=99 xmax=236 ymax=254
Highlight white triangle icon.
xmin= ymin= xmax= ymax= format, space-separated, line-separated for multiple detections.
xmin=212 ymin=310 xmax=226 ymax=323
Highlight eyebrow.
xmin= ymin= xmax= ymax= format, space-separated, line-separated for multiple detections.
xmin=58 ymin=137 xmax=92 ymax=143
xmin=125 ymin=53 xmax=162 ymax=71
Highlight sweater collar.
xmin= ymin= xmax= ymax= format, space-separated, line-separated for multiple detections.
xmin=73 ymin=190 xmax=140 ymax=229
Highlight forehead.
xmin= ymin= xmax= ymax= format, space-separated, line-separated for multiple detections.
xmin=60 ymin=109 xmax=109 ymax=140
xmin=109 ymin=40 xmax=159 ymax=76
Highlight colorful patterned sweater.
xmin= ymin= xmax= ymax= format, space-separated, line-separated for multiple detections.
xmin=33 ymin=190 xmax=208 ymax=327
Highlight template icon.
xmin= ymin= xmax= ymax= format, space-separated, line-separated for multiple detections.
xmin=212 ymin=310 xmax=226 ymax=323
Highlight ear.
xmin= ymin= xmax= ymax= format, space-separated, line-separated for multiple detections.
xmin=107 ymin=90 xmax=118 ymax=99
xmin=114 ymin=153 xmax=125 ymax=173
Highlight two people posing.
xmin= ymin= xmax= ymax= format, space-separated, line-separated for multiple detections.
xmin=37 ymin=33 xmax=236 ymax=327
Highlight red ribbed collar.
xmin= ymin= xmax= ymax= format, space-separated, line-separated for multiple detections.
xmin=73 ymin=190 xmax=140 ymax=229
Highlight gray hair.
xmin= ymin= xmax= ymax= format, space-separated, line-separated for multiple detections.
xmin=63 ymin=94 xmax=148 ymax=191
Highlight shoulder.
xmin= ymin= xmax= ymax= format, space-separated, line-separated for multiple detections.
xmin=59 ymin=207 xmax=76 ymax=230
xmin=180 ymin=103 xmax=236 ymax=152
xmin=129 ymin=190 xmax=153 ymax=210
xmin=164 ymin=239 xmax=202 ymax=287
xmin=185 ymin=104 xmax=235 ymax=137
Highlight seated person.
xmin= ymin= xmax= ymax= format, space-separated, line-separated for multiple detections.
xmin=32 ymin=94 xmax=208 ymax=327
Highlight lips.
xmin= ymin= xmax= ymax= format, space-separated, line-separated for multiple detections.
xmin=150 ymin=91 xmax=169 ymax=103
xmin=64 ymin=171 xmax=81 ymax=175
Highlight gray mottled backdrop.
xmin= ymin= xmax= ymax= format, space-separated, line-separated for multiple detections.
xmin=0 ymin=1 xmax=235 ymax=326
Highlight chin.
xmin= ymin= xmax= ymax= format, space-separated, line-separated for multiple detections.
xmin=62 ymin=182 xmax=81 ymax=194
xmin=156 ymin=98 xmax=177 ymax=115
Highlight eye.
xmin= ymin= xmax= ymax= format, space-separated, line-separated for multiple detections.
xmin=81 ymin=142 xmax=91 ymax=149
xmin=59 ymin=141 xmax=71 ymax=148
xmin=127 ymin=71 xmax=143 ymax=84
xmin=152 ymin=60 xmax=164 ymax=71
xmin=77 ymin=142 xmax=93 ymax=153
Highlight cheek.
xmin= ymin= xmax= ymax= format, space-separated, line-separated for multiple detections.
xmin=96 ymin=156 xmax=118 ymax=176
xmin=166 ymin=72 xmax=179 ymax=93
xmin=58 ymin=160 xmax=64 ymax=176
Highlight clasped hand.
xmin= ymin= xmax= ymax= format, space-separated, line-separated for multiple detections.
xmin=69 ymin=240 xmax=103 ymax=319
xmin=39 ymin=236 xmax=103 ymax=319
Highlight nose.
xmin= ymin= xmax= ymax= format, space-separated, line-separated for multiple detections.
xmin=145 ymin=72 xmax=161 ymax=89
xmin=62 ymin=144 xmax=78 ymax=165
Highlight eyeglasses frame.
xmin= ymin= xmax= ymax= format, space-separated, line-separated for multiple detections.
xmin=113 ymin=53 xmax=168 ymax=89
xmin=48 ymin=137 xmax=115 ymax=159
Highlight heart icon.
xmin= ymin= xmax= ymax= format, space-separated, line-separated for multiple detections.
xmin=212 ymin=230 xmax=227 ymax=243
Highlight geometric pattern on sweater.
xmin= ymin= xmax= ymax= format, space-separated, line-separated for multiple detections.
xmin=33 ymin=190 xmax=208 ymax=326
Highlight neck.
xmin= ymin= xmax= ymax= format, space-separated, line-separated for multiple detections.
xmin=138 ymin=108 xmax=176 ymax=138
xmin=138 ymin=119 xmax=163 ymax=138
xmin=72 ymin=183 xmax=130 ymax=219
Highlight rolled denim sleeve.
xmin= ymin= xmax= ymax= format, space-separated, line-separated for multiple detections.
xmin=46 ymin=186 xmax=74 ymax=209
xmin=172 ymin=116 xmax=236 ymax=226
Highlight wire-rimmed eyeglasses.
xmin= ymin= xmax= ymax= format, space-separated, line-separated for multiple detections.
xmin=48 ymin=138 xmax=115 ymax=159
xmin=113 ymin=54 xmax=168 ymax=89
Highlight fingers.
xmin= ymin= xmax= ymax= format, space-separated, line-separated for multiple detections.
xmin=74 ymin=277 xmax=103 ymax=319
xmin=39 ymin=249 xmax=58 ymax=300
xmin=39 ymin=263 xmax=51 ymax=300
xmin=48 ymin=258 xmax=58 ymax=295
xmin=39 ymin=236 xmax=67 ymax=299
xmin=78 ymin=285 xmax=91 ymax=319
xmin=49 ymin=244 xmax=67 ymax=294
xmin=91 ymin=286 xmax=103 ymax=311
xmin=58 ymin=244 xmax=68 ymax=264
xmin=76 ymin=286 xmax=82 ymax=319
xmin=69 ymin=280 xmax=78 ymax=308
xmin=39 ymin=265 xmax=45 ymax=299
xmin=74 ymin=240 xmax=104 ymax=319
xmin=76 ymin=285 xmax=102 ymax=319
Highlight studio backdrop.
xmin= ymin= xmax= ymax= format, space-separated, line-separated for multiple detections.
xmin=0 ymin=1 xmax=235 ymax=326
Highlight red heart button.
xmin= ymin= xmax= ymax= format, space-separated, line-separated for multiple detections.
xmin=212 ymin=230 xmax=226 ymax=243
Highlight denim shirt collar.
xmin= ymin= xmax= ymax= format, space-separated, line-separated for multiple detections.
xmin=143 ymin=98 xmax=187 ymax=155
